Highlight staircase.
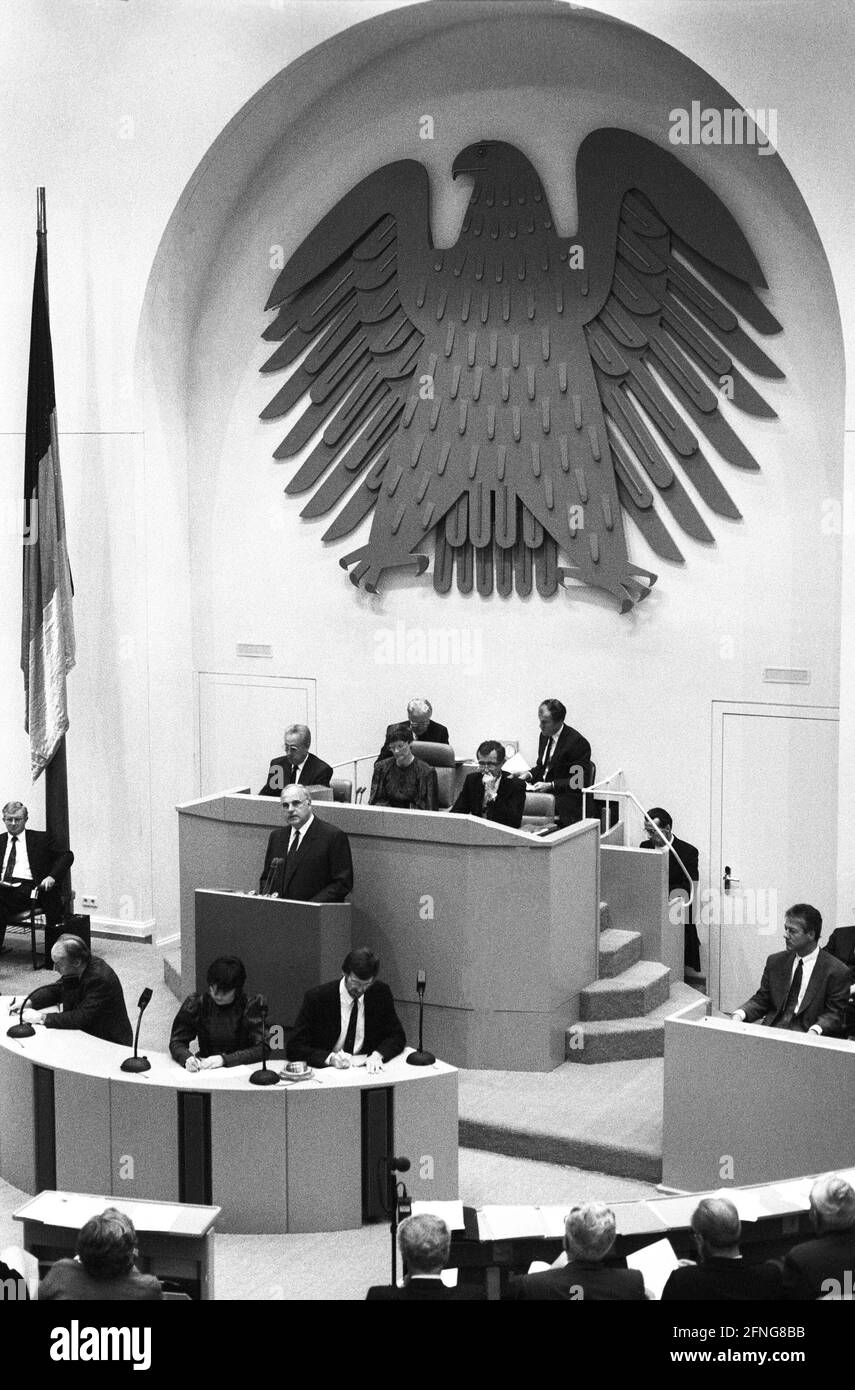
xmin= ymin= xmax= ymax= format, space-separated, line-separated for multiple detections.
xmin=565 ymin=905 xmax=707 ymax=1063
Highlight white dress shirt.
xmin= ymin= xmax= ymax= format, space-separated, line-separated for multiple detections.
xmin=286 ymin=814 xmax=314 ymax=854
xmin=333 ymin=976 xmax=366 ymax=1055
xmin=2 ymin=833 xmax=33 ymax=882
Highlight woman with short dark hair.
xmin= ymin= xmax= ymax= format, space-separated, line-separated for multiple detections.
xmin=169 ymin=956 xmax=266 ymax=1071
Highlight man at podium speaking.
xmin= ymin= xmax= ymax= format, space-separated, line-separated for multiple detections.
xmin=260 ymin=786 xmax=353 ymax=903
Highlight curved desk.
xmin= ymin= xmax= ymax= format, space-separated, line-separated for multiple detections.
xmin=0 ymin=999 xmax=457 ymax=1234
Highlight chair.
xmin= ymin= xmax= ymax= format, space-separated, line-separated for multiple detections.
xmin=410 ymin=741 xmax=456 ymax=809
xmin=5 ymin=903 xmax=48 ymax=969
xmin=521 ymin=791 xmax=557 ymax=832
xmin=331 ymin=778 xmax=352 ymax=803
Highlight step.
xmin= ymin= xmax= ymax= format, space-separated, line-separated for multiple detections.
xmin=598 ymin=901 xmax=611 ymax=932
xmin=580 ymin=960 xmax=671 ymax=1021
xmin=565 ymin=982 xmax=709 ymax=1063
xmin=598 ymin=928 xmax=642 ymax=978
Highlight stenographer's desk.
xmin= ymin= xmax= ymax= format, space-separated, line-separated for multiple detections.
xmin=178 ymin=792 xmax=601 ymax=1070
xmin=0 ymin=999 xmax=457 ymax=1234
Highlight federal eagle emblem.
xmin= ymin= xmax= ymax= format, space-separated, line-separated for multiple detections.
xmin=260 ymin=129 xmax=782 ymax=611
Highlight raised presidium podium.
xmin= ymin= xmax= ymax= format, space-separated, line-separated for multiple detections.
xmin=177 ymin=789 xmax=603 ymax=1070
xmin=663 ymin=1016 xmax=855 ymax=1191
xmin=0 ymin=997 xmax=457 ymax=1235
xmin=195 ymin=891 xmax=351 ymax=1028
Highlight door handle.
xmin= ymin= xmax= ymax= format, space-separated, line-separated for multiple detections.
xmin=723 ymin=864 xmax=741 ymax=893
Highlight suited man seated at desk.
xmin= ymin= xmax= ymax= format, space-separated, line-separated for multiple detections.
xmin=287 ymin=947 xmax=405 ymax=1074
xmin=260 ymin=786 xmax=353 ymax=902
xmin=23 ymin=934 xmax=133 ymax=1046
xmin=779 ymin=1174 xmax=855 ymax=1300
xmin=451 ymin=740 xmax=525 ymax=829
xmin=259 ymin=723 xmax=332 ymax=797
xmin=370 ymin=724 xmax=438 ymax=811
xmin=661 ymin=1197 xmax=782 ymax=1301
xmin=731 ymin=902 xmax=849 ymax=1037
xmin=525 ymin=699 xmax=592 ymax=828
xmin=824 ymin=923 xmax=855 ymax=1037
xmin=170 ymin=955 xmax=266 ymax=1071
xmin=377 ymin=697 xmax=449 ymax=762
xmin=504 ymin=1202 xmax=645 ymax=1301
xmin=0 ymin=800 xmax=74 ymax=952
xmin=366 ymin=1215 xmax=484 ymax=1300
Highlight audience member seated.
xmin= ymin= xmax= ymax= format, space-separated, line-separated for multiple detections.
xmin=504 ymin=1202 xmax=645 ymax=1300
xmin=732 ymin=902 xmax=849 ymax=1037
xmin=451 ymin=740 xmax=525 ymax=828
xmin=287 ymin=947 xmax=405 ymax=1073
xmin=779 ymin=1174 xmax=855 ymax=1300
xmin=259 ymin=723 xmax=332 ymax=797
xmin=824 ymin=923 xmax=855 ymax=1036
xmin=260 ymin=786 xmax=353 ymax=902
xmin=170 ymin=955 xmax=266 ymax=1071
xmin=525 ymin=699 xmax=591 ymax=828
xmin=366 ymin=1215 xmax=484 ymax=1300
xmin=38 ymin=1208 xmax=163 ymax=1301
xmin=369 ymin=725 xmax=438 ymax=811
xmin=25 ymin=934 xmax=133 ymax=1046
xmin=640 ymin=806 xmax=702 ymax=976
xmin=0 ymin=800 xmax=74 ymax=952
xmin=0 ymin=1258 xmax=30 ymax=1301
xmin=377 ymin=698 xmax=449 ymax=761
xmin=661 ymin=1196 xmax=782 ymax=1300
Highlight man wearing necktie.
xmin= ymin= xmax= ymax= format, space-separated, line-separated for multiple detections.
xmin=732 ymin=903 xmax=849 ymax=1037
xmin=0 ymin=802 xmax=74 ymax=951
xmin=259 ymin=786 xmax=353 ymax=902
xmin=286 ymin=948 xmax=406 ymax=1072
xmin=526 ymin=699 xmax=592 ymax=827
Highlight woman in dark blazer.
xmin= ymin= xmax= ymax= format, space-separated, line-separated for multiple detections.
xmin=169 ymin=956 xmax=266 ymax=1070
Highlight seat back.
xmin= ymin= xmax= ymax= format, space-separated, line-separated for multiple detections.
xmin=521 ymin=791 xmax=557 ymax=831
xmin=410 ymin=741 xmax=455 ymax=768
xmin=331 ymin=778 xmax=352 ymax=803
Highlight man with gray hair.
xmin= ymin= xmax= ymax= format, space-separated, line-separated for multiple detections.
xmin=662 ymin=1196 xmax=782 ymax=1300
xmin=377 ymin=698 xmax=450 ymax=761
xmin=0 ymin=801 xmax=73 ymax=952
xmin=259 ymin=724 xmax=332 ymax=796
xmin=260 ymin=785 xmax=352 ymax=902
xmin=366 ymin=1214 xmax=483 ymax=1300
xmin=780 ymin=1173 xmax=855 ymax=1300
xmin=505 ymin=1202 xmax=645 ymax=1300
xmin=24 ymin=934 xmax=132 ymax=1046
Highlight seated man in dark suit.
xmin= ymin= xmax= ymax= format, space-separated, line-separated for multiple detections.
xmin=260 ymin=786 xmax=353 ymax=902
xmin=505 ymin=1202 xmax=645 ymax=1300
xmin=451 ymin=740 xmax=525 ymax=829
xmin=366 ymin=1214 xmax=484 ymax=1300
xmin=662 ymin=1196 xmax=782 ymax=1301
xmin=779 ymin=1174 xmax=855 ymax=1300
xmin=824 ymin=923 xmax=855 ymax=1036
xmin=25 ymin=934 xmax=133 ymax=1046
xmin=732 ymin=902 xmax=849 ymax=1037
xmin=259 ymin=724 xmax=333 ymax=797
xmin=377 ymin=698 xmax=449 ymax=762
xmin=640 ymin=807 xmax=702 ymax=976
xmin=0 ymin=800 xmax=73 ymax=951
xmin=287 ymin=947 xmax=405 ymax=1073
xmin=526 ymin=699 xmax=591 ymax=828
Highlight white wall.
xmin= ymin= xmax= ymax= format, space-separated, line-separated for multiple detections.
xmin=0 ymin=0 xmax=852 ymax=942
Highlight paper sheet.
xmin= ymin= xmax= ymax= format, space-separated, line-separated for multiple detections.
xmin=626 ymin=1237 xmax=680 ymax=1300
xmin=411 ymin=1200 xmax=465 ymax=1231
xmin=712 ymin=1187 xmax=766 ymax=1222
xmin=477 ymin=1206 xmax=546 ymax=1240
xmin=501 ymin=752 xmax=531 ymax=775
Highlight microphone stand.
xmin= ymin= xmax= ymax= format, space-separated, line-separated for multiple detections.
xmin=121 ymin=990 xmax=152 ymax=1073
xmin=381 ymin=1157 xmax=412 ymax=1286
xmin=7 ymin=991 xmax=38 ymax=1039
xmin=249 ymin=1001 xmax=278 ymax=1085
xmin=261 ymin=857 xmax=283 ymax=897
xmin=407 ymin=979 xmax=435 ymax=1067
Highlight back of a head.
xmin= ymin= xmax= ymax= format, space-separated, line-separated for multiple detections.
xmin=691 ymin=1196 xmax=741 ymax=1253
xmin=55 ymin=933 xmax=91 ymax=968
xmin=564 ymin=1202 xmax=616 ymax=1263
xmin=76 ymin=1207 xmax=137 ymax=1280
xmin=398 ymin=1214 xmax=450 ymax=1275
xmin=811 ymin=1174 xmax=855 ymax=1233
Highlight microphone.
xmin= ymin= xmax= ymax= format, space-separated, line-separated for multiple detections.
xmin=121 ymin=987 xmax=153 ymax=1073
xmin=262 ymin=856 xmax=284 ymax=896
xmin=249 ymin=997 xmax=278 ymax=1086
xmin=7 ymin=991 xmax=38 ymax=1039
xmin=406 ymin=970 xmax=435 ymax=1067
xmin=386 ymin=1156 xmax=411 ymax=1173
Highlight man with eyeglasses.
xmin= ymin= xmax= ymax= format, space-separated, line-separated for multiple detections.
xmin=0 ymin=801 xmax=74 ymax=952
xmin=450 ymin=741 xmax=525 ymax=829
xmin=259 ymin=724 xmax=333 ymax=796
xmin=286 ymin=947 xmax=406 ymax=1073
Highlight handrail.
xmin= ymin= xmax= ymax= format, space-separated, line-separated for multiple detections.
xmin=585 ymin=778 xmax=695 ymax=912
xmin=330 ymin=755 xmax=377 ymax=805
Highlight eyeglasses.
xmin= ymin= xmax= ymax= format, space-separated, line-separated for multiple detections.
xmin=477 ymin=761 xmax=501 ymax=770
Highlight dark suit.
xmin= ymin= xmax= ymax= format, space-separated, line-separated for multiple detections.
xmin=825 ymin=925 xmax=855 ymax=1034
xmin=258 ymin=752 xmax=333 ymax=797
xmin=377 ymin=719 xmax=449 ymax=762
xmin=738 ymin=948 xmax=849 ymax=1035
xmin=366 ymin=1278 xmax=484 ymax=1300
xmin=260 ymin=816 xmax=353 ymax=902
xmin=287 ymin=979 xmax=406 ymax=1068
xmin=662 ymin=1257 xmax=783 ymax=1301
xmin=506 ymin=1259 xmax=645 ymax=1301
xmin=640 ymin=833 xmax=701 ymax=972
xmin=780 ymin=1228 xmax=855 ymax=1300
xmin=28 ymin=954 xmax=133 ymax=1045
xmin=530 ymin=724 xmax=592 ymax=827
xmin=451 ymin=771 xmax=525 ymax=829
xmin=0 ymin=828 xmax=74 ymax=948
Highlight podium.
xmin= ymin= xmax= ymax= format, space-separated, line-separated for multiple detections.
xmin=194 ymin=891 xmax=351 ymax=1028
xmin=178 ymin=791 xmax=601 ymax=1070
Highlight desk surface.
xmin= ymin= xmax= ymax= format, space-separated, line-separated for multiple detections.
xmin=15 ymin=1189 xmax=220 ymax=1236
